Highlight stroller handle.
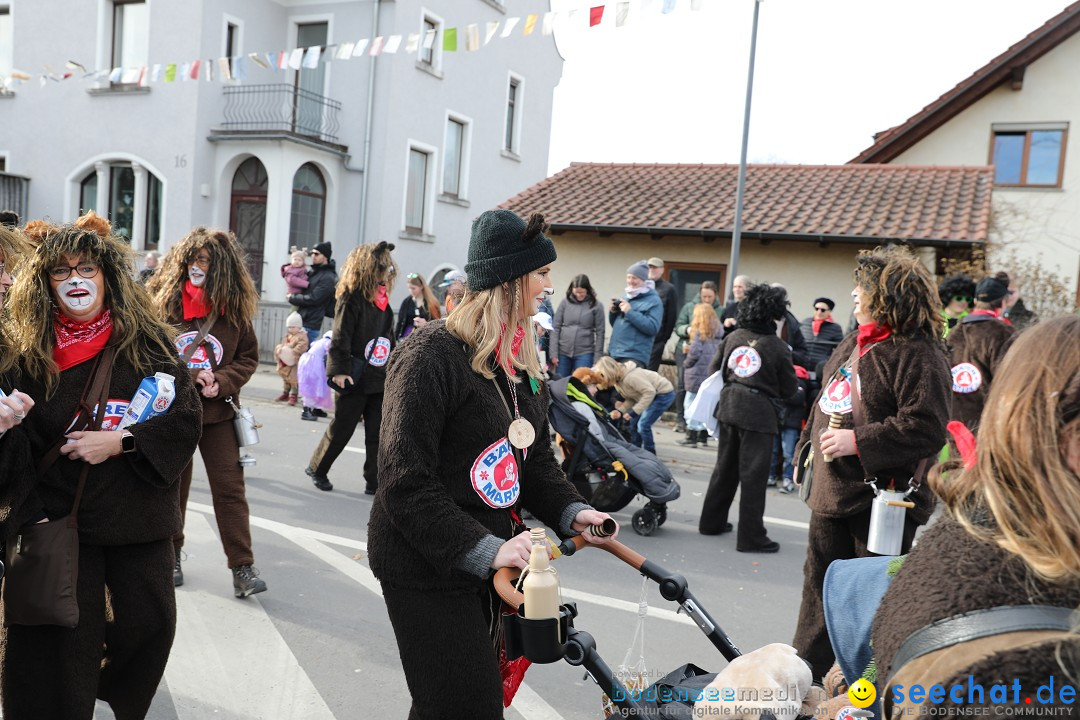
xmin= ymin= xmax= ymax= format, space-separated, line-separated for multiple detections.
xmin=493 ymin=536 xmax=645 ymax=609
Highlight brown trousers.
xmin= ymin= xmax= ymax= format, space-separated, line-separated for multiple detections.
xmin=175 ymin=419 xmax=254 ymax=568
xmin=1 ymin=539 xmax=176 ymax=719
xmin=792 ymin=508 xmax=918 ymax=680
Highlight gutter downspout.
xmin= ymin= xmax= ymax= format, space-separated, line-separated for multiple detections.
xmin=358 ymin=0 xmax=380 ymax=244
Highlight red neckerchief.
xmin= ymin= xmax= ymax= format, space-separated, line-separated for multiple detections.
xmin=812 ymin=316 xmax=833 ymax=336
xmin=495 ymin=324 xmax=526 ymax=374
xmin=374 ymin=285 xmax=389 ymax=311
xmin=53 ymin=309 xmax=113 ymax=371
xmin=856 ymin=322 xmax=891 ymax=356
xmin=794 ymin=364 xmax=810 ymax=380
xmin=970 ymin=309 xmax=1001 ymax=320
xmin=182 ymin=280 xmax=213 ymax=320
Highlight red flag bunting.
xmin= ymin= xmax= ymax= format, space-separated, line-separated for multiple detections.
xmin=590 ymin=6 xmax=604 ymax=26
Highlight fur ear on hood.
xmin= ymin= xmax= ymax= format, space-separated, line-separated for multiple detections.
xmin=523 ymin=213 xmax=547 ymax=243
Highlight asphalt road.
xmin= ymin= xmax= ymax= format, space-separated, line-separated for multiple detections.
xmin=102 ymin=366 xmax=814 ymax=720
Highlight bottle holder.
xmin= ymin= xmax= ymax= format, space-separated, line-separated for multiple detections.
xmin=502 ymin=603 xmax=576 ymax=664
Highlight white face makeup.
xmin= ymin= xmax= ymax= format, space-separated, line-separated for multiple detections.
xmin=49 ymin=255 xmax=105 ymax=321
xmin=189 ymin=252 xmax=211 ymax=287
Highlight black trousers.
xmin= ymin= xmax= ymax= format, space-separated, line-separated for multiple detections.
xmin=792 ymin=508 xmax=918 ymax=680
xmin=648 ymin=338 xmax=666 ymax=372
xmin=1 ymin=539 xmax=176 ymax=720
xmin=308 ymin=390 xmax=382 ymax=487
xmin=698 ymin=422 xmax=774 ymax=547
xmin=673 ymin=347 xmax=686 ymax=421
xmin=382 ymin=583 xmax=504 ymax=720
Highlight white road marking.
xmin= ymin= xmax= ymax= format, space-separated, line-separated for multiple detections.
xmin=168 ymin=513 xmax=335 ymax=719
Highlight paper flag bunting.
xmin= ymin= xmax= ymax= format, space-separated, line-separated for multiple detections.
xmin=443 ymin=27 xmax=457 ymax=51
xmin=179 ymin=62 xmax=191 ymax=81
xmin=406 ymin=33 xmax=420 ymax=53
xmin=590 ymin=6 xmax=604 ymax=26
xmin=542 ymin=12 xmax=555 ymax=35
xmin=150 ymin=64 xmax=162 ymax=83
xmin=248 ymin=53 xmax=269 ymax=69
xmin=336 ymin=42 xmax=354 ymax=60
xmin=217 ymin=57 xmax=232 ymax=81
xmin=137 ymin=67 xmax=148 ymax=87
xmin=109 ymin=67 xmax=123 ymax=83
xmin=301 ymin=46 xmax=319 ymax=68
xmin=66 ymin=60 xmax=87 ymax=73
xmin=422 ymin=30 xmax=436 ymax=50
xmin=353 ymin=39 xmax=369 ymax=57
xmin=485 ymin=21 xmax=499 ymax=45
xmin=164 ymin=64 xmax=177 ymax=82
xmin=692 ymin=0 xmax=704 ymax=8
xmin=384 ymin=35 xmax=402 ymax=54
xmin=121 ymin=67 xmax=140 ymax=84
xmin=523 ymin=14 xmax=538 ymax=35
xmin=616 ymin=2 xmax=630 ymax=26
xmin=465 ymin=25 xmax=480 ymax=52
xmin=662 ymin=0 xmax=676 ymax=14
xmin=287 ymin=48 xmax=303 ymax=69
xmin=502 ymin=18 xmax=520 ymax=37
xmin=233 ymin=57 xmax=247 ymax=81
xmin=204 ymin=60 xmax=213 ymax=82
xmin=369 ymin=37 xmax=385 ymax=56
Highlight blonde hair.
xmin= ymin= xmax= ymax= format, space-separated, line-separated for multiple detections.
xmin=444 ymin=276 xmax=542 ymax=381
xmin=290 ymin=250 xmax=306 ymax=263
xmin=408 ymin=273 xmax=442 ymax=321
xmin=688 ymin=303 xmax=720 ymax=342
xmin=593 ymin=356 xmax=628 ymax=389
xmin=931 ymin=315 xmax=1080 ymax=581
xmin=0 ymin=224 xmax=31 ymax=276
xmin=146 ymin=227 xmax=260 ymax=323
xmin=337 ymin=241 xmax=396 ymax=303
xmin=6 ymin=212 xmax=179 ymax=395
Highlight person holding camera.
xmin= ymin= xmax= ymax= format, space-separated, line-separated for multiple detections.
xmin=305 ymin=242 xmax=397 ymax=495
xmin=147 ymin=228 xmax=265 ymax=598
xmin=607 ymin=261 xmax=663 ymax=369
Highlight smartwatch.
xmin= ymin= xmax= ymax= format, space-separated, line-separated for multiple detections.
xmin=121 ymin=431 xmax=136 ymax=454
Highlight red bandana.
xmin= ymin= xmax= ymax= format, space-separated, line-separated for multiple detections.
xmin=495 ymin=324 xmax=526 ymax=374
xmin=856 ymin=322 xmax=891 ymax=355
xmin=182 ymin=280 xmax=213 ymax=321
xmin=812 ymin=316 xmax=833 ymax=336
xmin=53 ymin=309 xmax=113 ymax=371
xmin=374 ymin=285 xmax=389 ymax=311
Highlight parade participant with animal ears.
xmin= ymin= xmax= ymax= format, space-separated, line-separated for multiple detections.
xmin=146 ymin=227 xmax=265 ymax=598
xmin=2 ymin=212 xmax=202 ymax=718
xmin=368 ymin=209 xmax=617 ymax=720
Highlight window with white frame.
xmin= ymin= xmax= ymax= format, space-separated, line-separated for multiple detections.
xmin=112 ymin=0 xmax=149 ymax=73
xmin=504 ymin=74 xmax=523 ymax=155
xmin=404 ymin=144 xmax=435 ymax=235
xmin=418 ymin=11 xmax=443 ymax=72
xmin=225 ymin=20 xmax=240 ymax=59
xmin=442 ymin=115 xmax=471 ymax=199
xmin=0 ymin=6 xmax=12 ymax=83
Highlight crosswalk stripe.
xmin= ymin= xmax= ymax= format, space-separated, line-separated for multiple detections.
xmin=168 ymin=513 xmax=335 ymax=719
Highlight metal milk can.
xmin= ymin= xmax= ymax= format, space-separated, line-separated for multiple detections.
xmin=866 ymin=484 xmax=915 ymax=556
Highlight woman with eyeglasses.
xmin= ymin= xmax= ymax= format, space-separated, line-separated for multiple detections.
xmin=306 ymin=242 xmax=397 ymax=495
xmin=146 ymin=228 xmax=265 ymax=598
xmin=2 ymin=212 xmax=202 ymax=718
xmin=937 ymin=275 xmax=975 ymax=338
xmin=395 ymin=271 xmax=441 ymax=341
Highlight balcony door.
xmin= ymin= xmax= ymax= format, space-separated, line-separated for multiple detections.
xmin=229 ymin=157 xmax=268 ymax=294
xmin=294 ymin=22 xmax=328 ymax=138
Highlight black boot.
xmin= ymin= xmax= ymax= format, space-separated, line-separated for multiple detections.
xmin=677 ymin=429 xmax=699 ymax=448
xmin=698 ymin=431 xmax=708 ymax=448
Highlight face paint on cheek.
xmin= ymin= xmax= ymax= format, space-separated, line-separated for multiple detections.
xmin=189 ymin=266 xmax=207 ymax=287
xmin=57 ymin=279 xmax=99 ymax=311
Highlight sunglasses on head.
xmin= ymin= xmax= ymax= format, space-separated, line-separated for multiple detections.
xmin=407 ymin=273 xmax=420 ymax=279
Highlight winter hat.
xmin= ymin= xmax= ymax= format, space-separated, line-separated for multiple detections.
xmin=975 ymin=276 xmax=1009 ymax=303
xmin=465 ymin=210 xmax=557 ymax=291
xmin=814 ymin=297 xmax=835 ymax=311
xmin=286 ymin=312 xmax=304 ymax=328
xmin=627 ymin=262 xmax=649 ymax=281
xmin=439 ymin=269 xmax=467 ymax=287
xmin=313 ymin=242 xmax=332 ymax=260
xmin=0 ymin=210 xmax=19 ymax=228
xmin=533 ymin=311 xmax=554 ymax=331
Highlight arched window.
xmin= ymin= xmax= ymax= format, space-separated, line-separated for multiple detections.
xmin=289 ymin=163 xmax=325 ymax=249
xmin=76 ymin=161 xmax=162 ymax=249
xmin=230 ymin=157 xmax=269 ymax=292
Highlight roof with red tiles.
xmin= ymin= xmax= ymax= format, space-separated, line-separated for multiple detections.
xmin=850 ymin=1 xmax=1080 ymax=163
xmin=498 ymin=163 xmax=993 ymax=246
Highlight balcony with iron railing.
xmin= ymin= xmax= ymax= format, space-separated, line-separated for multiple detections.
xmin=211 ymin=84 xmax=346 ymax=153
xmin=0 ymin=172 xmax=30 ymax=220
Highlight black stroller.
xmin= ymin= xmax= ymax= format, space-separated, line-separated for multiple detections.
xmin=548 ymin=377 xmax=680 ymax=536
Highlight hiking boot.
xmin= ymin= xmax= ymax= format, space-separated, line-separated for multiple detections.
xmin=312 ymin=408 xmax=328 ymax=418
xmin=699 ymin=432 xmax=708 ymax=448
xmin=232 ymin=565 xmax=267 ymax=598
xmin=300 ymin=407 xmax=318 ymax=421
xmin=174 ymin=549 xmax=184 ymax=587
xmin=274 ymin=392 xmax=290 ymax=402
xmin=699 ymin=522 xmax=734 ymax=536
xmin=306 ymin=467 xmax=333 ymax=491
xmin=677 ymin=430 xmax=698 ymax=448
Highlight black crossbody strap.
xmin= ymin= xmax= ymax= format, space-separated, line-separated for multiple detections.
xmin=889 ymin=604 xmax=1077 ymax=680
xmin=180 ymin=313 xmax=219 ymax=366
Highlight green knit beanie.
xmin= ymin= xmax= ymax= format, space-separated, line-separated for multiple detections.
xmin=465 ymin=210 xmax=557 ymax=291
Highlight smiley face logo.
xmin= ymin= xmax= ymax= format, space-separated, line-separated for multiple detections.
xmin=847 ymin=678 xmax=876 ymax=708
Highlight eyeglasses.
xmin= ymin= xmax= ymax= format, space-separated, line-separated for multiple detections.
xmin=190 ymin=255 xmax=211 ymax=268
xmin=952 ymin=295 xmax=971 ymax=303
xmin=814 ymin=306 xmax=829 ymax=312
xmin=49 ymin=262 xmax=101 ymax=281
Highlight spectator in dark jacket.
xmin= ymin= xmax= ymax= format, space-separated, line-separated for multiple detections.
xmin=287 ymin=242 xmax=337 ymax=346
xmin=773 ymin=368 xmax=810 ymax=493
xmin=799 ymin=297 xmax=844 ymax=382
xmin=395 ymin=272 xmax=441 ymax=340
xmin=550 ymin=274 xmax=605 ymax=377
xmin=608 ymin=262 xmax=663 ymax=368
xmin=771 ymin=284 xmax=810 ymax=368
xmin=647 ymin=257 xmax=679 ymax=371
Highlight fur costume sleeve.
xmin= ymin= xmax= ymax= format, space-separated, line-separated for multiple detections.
xmin=213 ymin=320 xmax=259 ymax=399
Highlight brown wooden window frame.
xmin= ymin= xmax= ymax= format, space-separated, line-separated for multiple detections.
xmin=989 ymin=126 xmax=1068 ymax=189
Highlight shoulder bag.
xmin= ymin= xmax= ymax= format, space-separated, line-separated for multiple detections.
xmin=3 ymin=346 xmax=115 ymax=627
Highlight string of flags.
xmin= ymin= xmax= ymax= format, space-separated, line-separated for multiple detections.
xmin=2 ymin=0 xmax=707 ymax=91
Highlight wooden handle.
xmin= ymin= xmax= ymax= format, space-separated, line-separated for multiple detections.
xmin=884 ymin=499 xmax=916 ymax=509
xmin=492 ymin=537 xmax=645 ymax=609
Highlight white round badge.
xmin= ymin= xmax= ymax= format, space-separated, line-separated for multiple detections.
xmin=727 ymin=346 xmax=762 ymax=378
xmin=818 ymin=375 xmax=854 ymax=415
xmin=951 ymin=362 xmax=983 ymax=394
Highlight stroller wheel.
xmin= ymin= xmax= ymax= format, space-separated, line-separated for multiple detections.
xmin=632 ymin=507 xmax=658 ymax=536
xmin=647 ymin=502 xmax=668 ymax=527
